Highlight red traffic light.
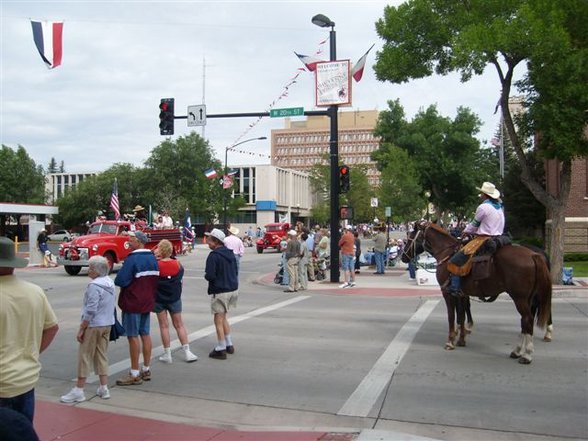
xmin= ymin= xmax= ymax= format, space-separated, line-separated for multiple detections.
xmin=160 ymin=102 xmax=168 ymax=112
xmin=340 ymin=165 xmax=349 ymax=175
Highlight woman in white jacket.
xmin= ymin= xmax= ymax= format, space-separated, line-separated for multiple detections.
xmin=60 ymin=256 xmax=115 ymax=403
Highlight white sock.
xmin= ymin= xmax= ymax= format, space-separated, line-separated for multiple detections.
xmin=73 ymin=386 xmax=84 ymax=393
xmin=142 ymin=366 xmax=150 ymax=372
xmin=225 ymin=335 xmax=233 ymax=346
xmin=98 ymin=384 xmax=108 ymax=391
xmin=130 ymin=369 xmax=140 ymax=377
xmin=182 ymin=344 xmax=191 ymax=352
xmin=215 ymin=343 xmax=226 ymax=351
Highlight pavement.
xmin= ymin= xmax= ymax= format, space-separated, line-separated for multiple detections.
xmin=30 ymin=256 xmax=587 ymax=441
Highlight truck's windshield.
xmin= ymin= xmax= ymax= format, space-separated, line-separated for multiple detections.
xmin=89 ymin=224 xmax=118 ymax=235
xmin=266 ymin=225 xmax=282 ymax=232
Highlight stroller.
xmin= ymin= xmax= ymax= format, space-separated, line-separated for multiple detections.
xmin=274 ymin=262 xmax=285 ymax=284
xmin=314 ymin=255 xmax=330 ymax=281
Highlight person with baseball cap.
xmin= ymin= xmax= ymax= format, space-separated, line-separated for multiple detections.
xmin=114 ymin=230 xmax=159 ymax=385
xmin=0 ymin=237 xmax=59 ymax=422
xmin=447 ymin=182 xmax=505 ymax=297
xmin=204 ymin=229 xmax=238 ymax=360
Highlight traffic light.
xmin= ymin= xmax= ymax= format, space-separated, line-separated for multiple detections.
xmin=339 ymin=164 xmax=350 ymax=193
xmin=159 ymin=98 xmax=174 ymax=136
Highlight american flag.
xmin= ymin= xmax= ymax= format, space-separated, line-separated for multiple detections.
xmin=110 ymin=179 xmax=120 ymax=220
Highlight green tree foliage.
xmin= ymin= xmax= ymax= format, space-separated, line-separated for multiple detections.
xmin=0 ymin=145 xmax=45 ymax=203
xmin=374 ymin=0 xmax=588 ymax=282
xmin=372 ymin=100 xmax=495 ymax=222
xmin=47 ymin=157 xmax=59 ymax=173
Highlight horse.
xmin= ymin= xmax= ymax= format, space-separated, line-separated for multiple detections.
xmin=402 ymin=221 xmax=552 ymax=364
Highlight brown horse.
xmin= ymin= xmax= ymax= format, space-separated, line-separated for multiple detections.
xmin=402 ymin=221 xmax=552 ymax=364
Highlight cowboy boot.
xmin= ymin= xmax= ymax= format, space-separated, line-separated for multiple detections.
xmin=448 ymin=274 xmax=462 ymax=297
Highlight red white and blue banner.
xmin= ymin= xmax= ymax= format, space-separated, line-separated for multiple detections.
xmin=204 ymin=168 xmax=218 ymax=179
xmin=31 ymin=20 xmax=64 ymax=69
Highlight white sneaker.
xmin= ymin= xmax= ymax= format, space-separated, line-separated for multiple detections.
xmin=96 ymin=386 xmax=110 ymax=399
xmin=339 ymin=282 xmax=349 ymax=288
xmin=349 ymin=282 xmax=356 ymax=287
xmin=60 ymin=388 xmax=86 ymax=403
xmin=183 ymin=349 xmax=198 ymax=363
xmin=159 ymin=352 xmax=173 ymax=364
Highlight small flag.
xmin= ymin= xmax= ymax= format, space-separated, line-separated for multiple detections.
xmin=494 ymin=98 xmax=501 ymax=115
xmin=204 ymin=168 xmax=217 ymax=179
xmin=351 ymin=44 xmax=375 ymax=82
xmin=294 ymin=52 xmax=323 ymax=72
xmin=31 ymin=20 xmax=63 ymax=69
xmin=110 ymin=179 xmax=120 ymax=220
xmin=227 ymin=169 xmax=239 ymax=177
xmin=222 ymin=175 xmax=233 ymax=189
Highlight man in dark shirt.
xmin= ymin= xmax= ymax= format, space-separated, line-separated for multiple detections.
xmin=284 ymin=230 xmax=301 ymax=293
xmin=204 ymin=229 xmax=238 ymax=360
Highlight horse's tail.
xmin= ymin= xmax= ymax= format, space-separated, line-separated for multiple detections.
xmin=532 ymin=253 xmax=552 ymax=329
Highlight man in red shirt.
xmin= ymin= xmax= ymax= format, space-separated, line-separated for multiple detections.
xmin=338 ymin=225 xmax=356 ymax=288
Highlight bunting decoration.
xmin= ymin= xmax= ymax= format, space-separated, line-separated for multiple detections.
xmin=31 ymin=20 xmax=64 ymax=69
xmin=294 ymin=52 xmax=323 ymax=72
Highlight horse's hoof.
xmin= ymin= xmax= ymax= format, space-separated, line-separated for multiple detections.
xmin=543 ymin=336 xmax=552 ymax=342
xmin=445 ymin=343 xmax=455 ymax=350
xmin=457 ymin=340 xmax=466 ymax=347
xmin=518 ymin=357 xmax=532 ymax=365
xmin=510 ymin=351 xmax=522 ymax=359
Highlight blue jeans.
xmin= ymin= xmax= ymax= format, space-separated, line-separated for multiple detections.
xmin=408 ymin=259 xmax=417 ymax=279
xmin=0 ymin=388 xmax=35 ymax=422
xmin=374 ymin=250 xmax=385 ymax=273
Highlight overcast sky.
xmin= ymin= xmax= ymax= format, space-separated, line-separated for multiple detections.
xmin=1 ymin=1 xmax=511 ymax=174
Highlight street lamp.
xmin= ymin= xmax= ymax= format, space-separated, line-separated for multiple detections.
xmin=312 ymin=13 xmax=340 ymax=283
xmin=223 ymin=136 xmax=267 ymax=231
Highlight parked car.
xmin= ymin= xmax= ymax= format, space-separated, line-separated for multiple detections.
xmin=47 ymin=230 xmax=72 ymax=242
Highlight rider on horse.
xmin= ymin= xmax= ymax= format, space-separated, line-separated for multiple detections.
xmin=448 ymin=182 xmax=505 ymax=297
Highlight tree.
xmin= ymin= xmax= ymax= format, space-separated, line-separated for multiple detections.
xmin=47 ymin=157 xmax=59 ymax=173
xmin=372 ymin=100 xmax=495 ymax=222
xmin=374 ymin=0 xmax=588 ymax=282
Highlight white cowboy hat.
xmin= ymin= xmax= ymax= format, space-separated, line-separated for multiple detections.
xmin=205 ymin=228 xmax=226 ymax=243
xmin=477 ymin=182 xmax=501 ymax=199
xmin=228 ymin=226 xmax=239 ymax=236
xmin=133 ymin=205 xmax=145 ymax=212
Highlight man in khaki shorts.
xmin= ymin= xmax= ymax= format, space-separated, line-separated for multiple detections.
xmin=204 ymin=229 xmax=239 ymax=360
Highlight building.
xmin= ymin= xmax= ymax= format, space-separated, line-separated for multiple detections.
xmin=45 ymin=172 xmax=97 ymax=203
xmin=271 ymin=110 xmax=381 ymax=186
xmin=225 ymin=165 xmax=313 ymax=230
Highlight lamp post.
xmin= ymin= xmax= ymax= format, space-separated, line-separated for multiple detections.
xmin=222 ymin=136 xmax=267 ymax=231
xmin=312 ymin=13 xmax=340 ymax=283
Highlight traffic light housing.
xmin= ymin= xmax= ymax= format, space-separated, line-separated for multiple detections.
xmin=159 ymin=98 xmax=175 ymax=135
xmin=339 ymin=164 xmax=350 ymax=193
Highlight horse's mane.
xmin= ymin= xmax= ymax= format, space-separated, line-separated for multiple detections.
xmin=427 ymin=222 xmax=457 ymax=242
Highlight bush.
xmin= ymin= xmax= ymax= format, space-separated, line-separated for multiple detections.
xmin=564 ymin=253 xmax=588 ymax=262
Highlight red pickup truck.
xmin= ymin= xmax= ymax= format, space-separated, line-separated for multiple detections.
xmin=256 ymin=222 xmax=290 ymax=254
xmin=57 ymin=220 xmax=182 ymax=275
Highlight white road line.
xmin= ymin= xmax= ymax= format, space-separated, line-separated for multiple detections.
xmin=337 ymin=299 xmax=440 ymax=417
xmin=83 ymin=295 xmax=310 ymax=383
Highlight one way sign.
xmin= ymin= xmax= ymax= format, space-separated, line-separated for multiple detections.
xmin=187 ymin=104 xmax=206 ymax=127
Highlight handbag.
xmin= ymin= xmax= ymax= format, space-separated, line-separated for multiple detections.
xmin=109 ymin=308 xmax=126 ymax=342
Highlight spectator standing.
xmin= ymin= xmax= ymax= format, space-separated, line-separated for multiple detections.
xmin=224 ymin=226 xmax=245 ymax=276
xmin=60 ymin=256 xmax=115 ymax=403
xmin=153 ymin=240 xmax=198 ymax=364
xmin=298 ymin=232 xmax=309 ymax=290
xmin=204 ymin=229 xmax=238 ymax=360
xmin=284 ymin=230 xmax=301 ymax=292
xmin=114 ymin=231 xmax=159 ymax=386
xmin=317 ymin=229 xmax=330 ymax=260
xmin=339 ymin=225 xmax=356 ymax=288
xmin=373 ymin=226 xmax=387 ymax=274
xmin=354 ymin=231 xmax=362 ymax=274
xmin=0 ymin=237 xmax=59 ymax=422
xmin=305 ymin=230 xmax=315 ymax=281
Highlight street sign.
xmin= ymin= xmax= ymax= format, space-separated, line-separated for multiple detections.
xmin=187 ymin=104 xmax=206 ymax=126
xmin=269 ymin=107 xmax=304 ymax=118
xmin=385 ymin=206 xmax=391 ymax=217
xmin=370 ymin=197 xmax=378 ymax=208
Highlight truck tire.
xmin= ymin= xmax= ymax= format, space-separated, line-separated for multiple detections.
xmin=257 ymin=247 xmax=264 ymax=254
xmin=64 ymin=265 xmax=81 ymax=276
xmin=103 ymin=252 xmax=115 ymax=274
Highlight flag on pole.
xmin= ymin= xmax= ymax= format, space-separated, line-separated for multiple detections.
xmin=204 ymin=168 xmax=218 ymax=179
xmin=294 ymin=52 xmax=323 ymax=72
xmin=110 ymin=179 xmax=120 ymax=220
xmin=227 ymin=169 xmax=239 ymax=177
xmin=31 ymin=20 xmax=64 ymax=69
xmin=222 ymin=175 xmax=233 ymax=189
xmin=183 ymin=208 xmax=194 ymax=242
xmin=351 ymin=44 xmax=375 ymax=82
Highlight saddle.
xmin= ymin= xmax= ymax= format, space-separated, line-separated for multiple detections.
xmin=447 ymin=235 xmax=511 ymax=279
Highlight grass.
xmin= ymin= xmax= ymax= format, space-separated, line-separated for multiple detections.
xmin=566 ymin=261 xmax=588 ymax=277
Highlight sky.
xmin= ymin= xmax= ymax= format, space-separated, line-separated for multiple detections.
xmin=1 ymin=1 xmax=512 ymax=174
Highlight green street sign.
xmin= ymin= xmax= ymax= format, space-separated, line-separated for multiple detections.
xmin=270 ymin=107 xmax=304 ymax=118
